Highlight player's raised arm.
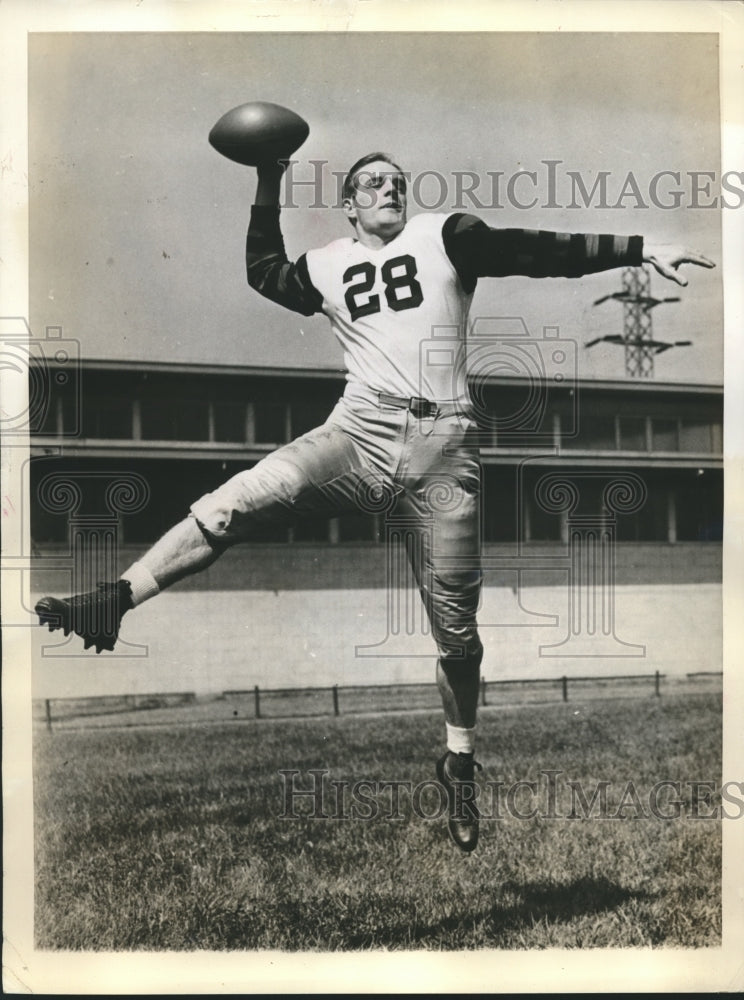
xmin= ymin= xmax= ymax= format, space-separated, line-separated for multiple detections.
xmin=206 ymin=101 xmax=321 ymax=316
xmin=641 ymin=243 xmax=716 ymax=286
xmin=244 ymin=161 xmax=323 ymax=317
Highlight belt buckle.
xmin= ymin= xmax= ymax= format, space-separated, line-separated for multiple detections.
xmin=409 ymin=396 xmax=434 ymax=418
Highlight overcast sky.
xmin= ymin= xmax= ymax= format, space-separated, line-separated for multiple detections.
xmin=29 ymin=31 xmax=724 ymax=383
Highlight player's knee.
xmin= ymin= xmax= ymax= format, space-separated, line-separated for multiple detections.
xmin=467 ymin=636 xmax=484 ymax=668
xmin=189 ymin=474 xmax=272 ymax=540
xmin=189 ymin=511 xmax=234 ymax=551
xmin=437 ymin=632 xmax=483 ymax=669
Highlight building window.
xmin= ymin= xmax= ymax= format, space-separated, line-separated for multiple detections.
xmin=36 ymin=397 xmax=60 ymax=435
xmin=525 ymin=495 xmax=563 ymax=541
xmin=337 ymin=512 xmax=380 ymax=542
xmin=292 ymin=517 xmax=332 ymax=542
xmin=32 ymin=392 xmax=79 ymax=436
xmin=213 ymin=401 xmax=247 ymax=443
xmin=254 ymin=400 xmax=287 ymax=444
xmin=140 ymin=398 xmax=210 ymax=441
xmin=30 ymin=503 xmax=68 ymax=543
xmin=618 ymin=416 xmax=647 ymax=451
xmin=615 ymin=489 xmax=665 ymax=541
xmin=711 ymin=423 xmax=723 ymax=452
xmin=490 ymin=403 xmax=556 ymax=447
xmin=675 ymin=474 xmax=723 ymax=540
xmin=482 ymin=472 xmax=519 ymax=542
xmin=561 ymin=414 xmax=616 ymax=451
xmin=679 ymin=420 xmax=713 ymax=453
xmin=652 ymin=418 xmax=679 ymax=451
xmin=292 ymin=399 xmax=334 ymax=438
xmin=251 ymin=523 xmax=291 ymax=543
xmin=82 ymin=398 xmax=132 ymax=439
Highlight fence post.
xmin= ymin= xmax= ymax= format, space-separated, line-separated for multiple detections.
xmin=480 ymin=677 xmax=487 ymax=707
xmin=332 ymin=685 xmax=339 ymax=717
xmin=655 ymin=670 xmax=661 ymax=697
xmin=45 ymin=698 xmax=52 ymax=733
xmin=254 ymin=684 xmax=261 ymax=719
xmin=562 ymin=676 xmax=568 ymax=702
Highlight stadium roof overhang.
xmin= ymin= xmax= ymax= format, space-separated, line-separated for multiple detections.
xmin=41 ymin=357 xmax=722 ymax=399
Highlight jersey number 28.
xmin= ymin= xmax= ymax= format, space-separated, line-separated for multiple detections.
xmin=343 ymin=254 xmax=424 ymax=321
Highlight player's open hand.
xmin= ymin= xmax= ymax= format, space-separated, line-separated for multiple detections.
xmin=642 ymin=244 xmax=716 ymax=286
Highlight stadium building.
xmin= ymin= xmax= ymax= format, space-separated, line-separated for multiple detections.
xmin=29 ymin=357 xmax=722 ymax=695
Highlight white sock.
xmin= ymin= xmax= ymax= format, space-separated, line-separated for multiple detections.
xmin=446 ymin=723 xmax=476 ymax=756
xmin=122 ymin=563 xmax=160 ymax=607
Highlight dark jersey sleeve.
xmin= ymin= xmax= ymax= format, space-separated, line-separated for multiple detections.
xmin=245 ymin=205 xmax=324 ymax=316
xmin=442 ymin=212 xmax=644 ymax=293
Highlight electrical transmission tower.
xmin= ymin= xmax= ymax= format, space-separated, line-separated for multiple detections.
xmin=587 ymin=266 xmax=690 ymax=378
xmin=620 ymin=267 xmax=653 ymax=377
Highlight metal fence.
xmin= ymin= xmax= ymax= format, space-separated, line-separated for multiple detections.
xmin=35 ymin=691 xmax=196 ymax=730
xmin=35 ymin=670 xmax=723 ymax=731
xmin=224 ymin=672 xmax=670 ymax=720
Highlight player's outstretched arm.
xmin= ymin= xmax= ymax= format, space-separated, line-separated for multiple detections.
xmin=641 ymin=243 xmax=716 ymax=286
xmin=443 ymin=214 xmax=717 ymax=286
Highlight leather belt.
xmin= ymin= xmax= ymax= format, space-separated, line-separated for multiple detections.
xmin=378 ymin=393 xmax=439 ymax=418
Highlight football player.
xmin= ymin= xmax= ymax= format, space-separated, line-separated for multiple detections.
xmin=36 ymin=152 xmax=714 ymax=851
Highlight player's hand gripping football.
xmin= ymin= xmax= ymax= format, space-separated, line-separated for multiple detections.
xmin=642 ymin=243 xmax=716 ymax=286
xmin=254 ymin=158 xmax=289 ymax=205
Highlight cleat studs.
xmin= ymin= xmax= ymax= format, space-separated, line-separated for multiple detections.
xmin=34 ymin=588 xmax=125 ymax=652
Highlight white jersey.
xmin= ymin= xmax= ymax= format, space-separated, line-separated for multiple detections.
xmin=304 ymin=213 xmax=473 ymax=405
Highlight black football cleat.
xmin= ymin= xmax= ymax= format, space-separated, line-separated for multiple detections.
xmin=35 ymin=580 xmax=134 ymax=654
xmin=436 ymin=751 xmax=483 ymax=853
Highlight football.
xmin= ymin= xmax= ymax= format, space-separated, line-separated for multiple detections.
xmin=208 ymin=101 xmax=310 ymax=166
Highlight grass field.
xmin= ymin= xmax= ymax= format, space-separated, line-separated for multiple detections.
xmin=33 ymin=692 xmax=722 ymax=951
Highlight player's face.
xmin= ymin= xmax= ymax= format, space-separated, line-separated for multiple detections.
xmin=343 ymin=160 xmax=407 ymax=244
